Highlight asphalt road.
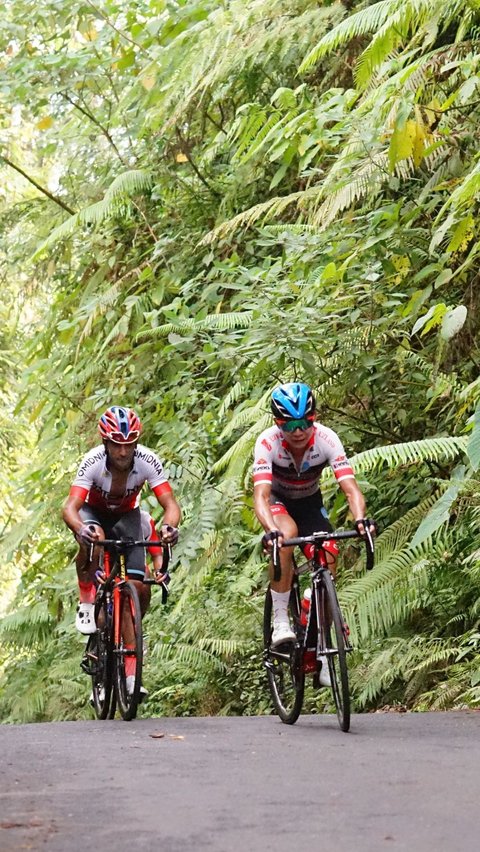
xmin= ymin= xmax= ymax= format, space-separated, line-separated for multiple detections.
xmin=1 ymin=712 xmax=479 ymax=852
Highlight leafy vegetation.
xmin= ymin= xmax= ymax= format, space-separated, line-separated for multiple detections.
xmin=1 ymin=0 xmax=480 ymax=722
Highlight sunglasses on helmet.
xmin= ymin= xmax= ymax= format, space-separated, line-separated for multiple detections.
xmin=276 ymin=418 xmax=314 ymax=433
xmin=108 ymin=430 xmax=140 ymax=444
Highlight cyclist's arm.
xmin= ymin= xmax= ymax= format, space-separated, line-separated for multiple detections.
xmin=62 ymin=489 xmax=96 ymax=539
xmin=253 ymin=482 xmax=280 ymax=533
xmin=338 ymin=477 xmax=367 ymax=523
xmin=153 ymin=485 xmax=181 ymax=529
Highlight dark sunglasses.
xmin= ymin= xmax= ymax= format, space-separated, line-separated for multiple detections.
xmin=277 ymin=418 xmax=314 ymax=433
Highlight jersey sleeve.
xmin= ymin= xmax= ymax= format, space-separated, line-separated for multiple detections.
xmin=71 ymin=452 xmax=95 ymax=499
xmin=327 ymin=432 xmax=355 ymax=482
xmin=145 ymin=450 xmax=173 ymax=505
xmin=252 ymin=433 xmax=273 ymax=488
xmin=144 ymin=451 xmax=170 ymax=490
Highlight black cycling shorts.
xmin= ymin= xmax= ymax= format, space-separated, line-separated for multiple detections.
xmin=269 ymin=491 xmax=333 ymax=537
xmin=79 ymin=506 xmax=146 ymax=580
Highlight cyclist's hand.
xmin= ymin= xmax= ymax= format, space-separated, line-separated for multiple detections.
xmin=153 ymin=569 xmax=167 ymax=584
xmin=77 ymin=524 xmax=98 ymax=545
xmin=354 ymin=518 xmax=377 ymax=537
xmin=161 ymin=524 xmax=179 ymax=545
xmin=261 ymin=529 xmax=283 ymax=552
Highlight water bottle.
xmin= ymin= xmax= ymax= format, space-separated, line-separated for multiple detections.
xmin=300 ymin=587 xmax=312 ymax=627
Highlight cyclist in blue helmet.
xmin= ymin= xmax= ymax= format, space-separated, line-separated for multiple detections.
xmin=253 ymin=382 xmax=375 ymax=684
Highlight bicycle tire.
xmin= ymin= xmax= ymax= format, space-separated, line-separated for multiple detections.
xmin=263 ymin=587 xmax=304 ymax=724
xmin=321 ymin=571 xmax=350 ymax=732
xmin=114 ymin=581 xmax=143 ymax=721
xmin=89 ymin=596 xmax=114 ymax=720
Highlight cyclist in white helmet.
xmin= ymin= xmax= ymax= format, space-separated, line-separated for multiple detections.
xmin=63 ymin=406 xmax=181 ymax=697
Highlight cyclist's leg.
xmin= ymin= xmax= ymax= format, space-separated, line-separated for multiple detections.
xmin=75 ymin=507 xmax=106 ymax=633
xmin=111 ymin=509 xmax=151 ymax=616
xmin=270 ymin=506 xmax=297 ymax=591
xmin=290 ymin=494 xmax=337 ymax=686
xmin=268 ymin=499 xmax=298 ymax=643
xmin=296 ymin=495 xmax=338 ymax=576
xmin=76 ymin=507 xmax=106 ymax=591
xmin=140 ymin=509 xmax=164 ymax=580
xmin=108 ymin=510 xmax=147 ymax=701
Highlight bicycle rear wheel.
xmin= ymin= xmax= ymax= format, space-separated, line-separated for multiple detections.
xmin=114 ymin=581 xmax=143 ymax=721
xmin=263 ymin=587 xmax=304 ymax=724
xmin=88 ymin=597 xmax=114 ymax=720
xmin=321 ymin=571 xmax=350 ymax=732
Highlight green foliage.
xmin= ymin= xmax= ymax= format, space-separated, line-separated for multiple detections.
xmin=1 ymin=0 xmax=480 ymax=720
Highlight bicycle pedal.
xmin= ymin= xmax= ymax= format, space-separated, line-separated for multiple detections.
xmin=80 ymin=651 xmax=100 ymax=675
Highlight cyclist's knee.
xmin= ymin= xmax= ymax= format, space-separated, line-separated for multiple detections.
xmin=277 ymin=515 xmax=298 ymax=540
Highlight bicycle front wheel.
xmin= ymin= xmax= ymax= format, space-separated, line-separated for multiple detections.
xmin=263 ymin=587 xmax=304 ymax=725
xmin=88 ymin=597 xmax=114 ymax=720
xmin=321 ymin=571 xmax=350 ymax=732
xmin=114 ymin=581 xmax=143 ymax=721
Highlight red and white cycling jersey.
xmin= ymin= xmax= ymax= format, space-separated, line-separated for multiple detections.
xmin=253 ymin=423 xmax=355 ymax=500
xmin=69 ymin=444 xmax=172 ymax=514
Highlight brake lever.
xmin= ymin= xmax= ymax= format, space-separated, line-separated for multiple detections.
xmin=364 ymin=527 xmax=374 ymax=570
xmin=272 ymin=536 xmax=281 ymax=582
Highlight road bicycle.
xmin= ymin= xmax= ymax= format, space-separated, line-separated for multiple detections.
xmin=263 ymin=528 xmax=374 ymax=732
xmin=80 ymin=537 xmax=171 ymax=721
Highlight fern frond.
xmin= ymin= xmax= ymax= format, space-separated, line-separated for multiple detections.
xmin=197 ymin=636 xmax=249 ymax=657
xmin=32 ymin=169 xmax=153 ymax=256
xmin=300 ymin=0 xmax=467 ymax=77
xmin=218 ymin=381 xmax=250 ymax=418
xmin=369 ymin=491 xmax=445 ymax=564
xmin=219 ymin=387 xmax=273 ymax=440
xmin=213 ymin=412 xmax=271 ymax=475
xmin=151 ymin=640 xmax=226 ymax=672
xmin=300 ymin=0 xmax=399 ymax=73
xmin=312 ymin=153 xmax=387 ymax=228
xmin=341 ymin=547 xmax=431 ymax=642
xmin=350 ymin=435 xmax=468 ymax=474
xmin=137 ymin=311 xmax=254 ymax=340
xmin=200 ymin=187 xmax=319 ymax=245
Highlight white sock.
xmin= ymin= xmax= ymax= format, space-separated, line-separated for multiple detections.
xmin=271 ymin=590 xmax=290 ymax=623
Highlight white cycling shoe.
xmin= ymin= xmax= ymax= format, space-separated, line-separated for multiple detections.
xmin=271 ymin=622 xmax=296 ymax=646
xmin=89 ymin=687 xmax=105 ymax=707
xmin=126 ymin=675 xmax=148 ymax=702
xmin=76 ymin=602 xmax=96 ymax=635
xmin=318 ymin=655 xmax=332 ymax=688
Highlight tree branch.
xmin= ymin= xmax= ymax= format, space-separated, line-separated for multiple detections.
xmin=175 ymin=127 xmax=221 ymax=198
xmin=0 ymin=154 xmax=75 ymax=214
xmin=83 ymin=0 xmax=149 ymax=54
xmin=61 ymin=92 xmax=128 ymax=166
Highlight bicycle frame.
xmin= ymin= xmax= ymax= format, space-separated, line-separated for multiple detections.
xmin=101 ymin=548 xmax=126 ymax=650
xmin=265 ymin=527 xmax=374 ymax=728
xmin=83 ymin=537 xmax=172 ymax=720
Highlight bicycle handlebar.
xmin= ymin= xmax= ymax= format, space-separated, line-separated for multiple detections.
xmin=88 ymin=538 xmax=173 ymax=593
xmin=88 ymin=538 xmax=170 ymax=549
xmin=271 ymin=527 xmax=375 ymax=580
